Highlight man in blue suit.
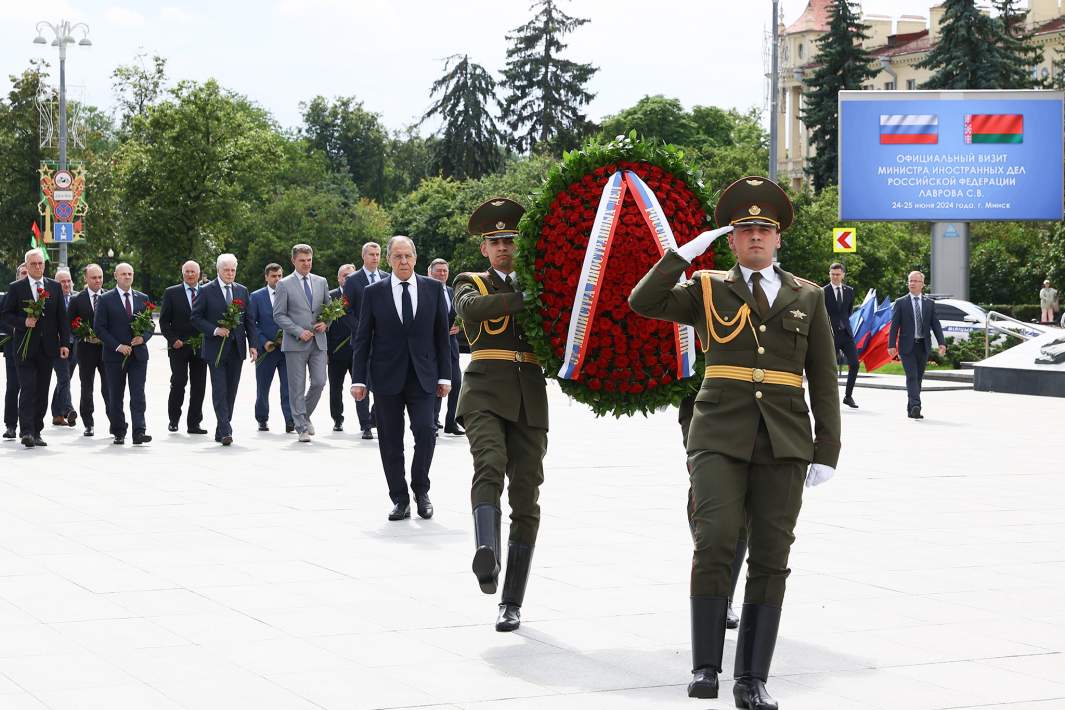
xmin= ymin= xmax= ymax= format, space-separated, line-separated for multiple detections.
xmin=888 ymin=271 xmax=946 ymax=420
xmin=429 ymin=258 xmax=464 ymax=436
xmin=192 ymin=253 xmax=258 ymax=446
xmin=351 ymin=236 xmax=452 ymax=521
xmin=343 ymin=242 xmax=388 ymax=439
xmin=93 ymin=262 xmax=153 ymax=445
xmin=249 ymin=263 xmax=293 ymax=433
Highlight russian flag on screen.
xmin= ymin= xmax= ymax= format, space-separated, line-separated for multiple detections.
xmin=965 ymin=114 xmax=1023 ymax=143
xmin=879 ymin=114 xmax=939 ymax=144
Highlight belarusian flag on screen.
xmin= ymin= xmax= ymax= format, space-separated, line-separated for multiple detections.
xmin=965 ymin=114 xmax=1023 ymax=144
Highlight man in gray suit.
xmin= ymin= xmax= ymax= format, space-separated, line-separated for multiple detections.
xmin=272 ymin=244 xmax=331 ymax=442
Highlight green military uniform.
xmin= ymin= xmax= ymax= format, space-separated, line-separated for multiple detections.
xmin=630 ymin=176 xmax=841 ymax=708
xmin=454 ymin=197 xmax=549 ymax=633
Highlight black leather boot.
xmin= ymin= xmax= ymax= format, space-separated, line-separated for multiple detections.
xmin=733 ymin=604 xmax=782 ymax=710
xmin=496 ymin=543 xmax=533 ymax=632
xmin=472 ymin=505 xmax=502 ymax=594
xmin=687 ymin=596 xmax=728 ymax=699
xmin=727 ymin=537 xmax=747 ymax=629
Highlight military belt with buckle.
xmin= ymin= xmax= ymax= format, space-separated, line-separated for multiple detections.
xmin=704 ymin=365 xmax=803 ymax=389
xmin=471 ymin=348 xmax=540 ymax=365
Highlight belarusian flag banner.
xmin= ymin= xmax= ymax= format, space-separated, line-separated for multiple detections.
xmin=965 ymin=114 xmax=1023 ymax=144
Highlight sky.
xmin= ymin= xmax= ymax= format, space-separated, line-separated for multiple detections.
xmin=0 ymin=0 xmax=969 ymax=135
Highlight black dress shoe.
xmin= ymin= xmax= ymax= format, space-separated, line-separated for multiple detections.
xmin=21 ymin=435 xmax=35 ymax=448
xmin=687 ymin=667 xmax=719 ymax=699
xmin=415 ymin=495 xmax=433 ymax=519
xmin=187 ymin=426 xmax=208 ymax=435
xmin=726 ymin=600 xmax=740 ymax=630
xmin=495 ymin=603 xmax=521 ymax=632
xmin=33 ymin=437 xmax=47 ymax=447
xmin=113 ymin=435 xmax=125 ymax=445
xmin=444 ymin=424 xmax=466 ymax=435
xmin=258 ymin=422 xmax=269 ymax=432
xmin=332 ymin=422 xmax=343 ymax=432
xmin=733 ymin=678 xmax=778 ymax=710
xmin=83 ymin=426 xmax=94 ymax=437
xmin=388 ymin=503 xmax=411 ymax=521
xmin=361 ymin=429 xmax=373 ymax=440
xmin=285 ymin=423 xmax=295 ymax=433
xmin=66 ymin=411 xmax=77 ymax=427
xmin=842 ymin=396 xmax=858 ymax=408
xmin=132 ymin=432 xmax=152 ymax=445
xmin=221 ymin=435 xmax=233 ymax=446
xmin=4 ymin=427 xmax=17 ymax=439
xmin=909 ymin=405 xmax=923 ymax=419
xmin=168 ymin=422 xmax=179 ymax=432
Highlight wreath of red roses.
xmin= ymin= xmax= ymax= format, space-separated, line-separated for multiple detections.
xmin=516 ymin=136 xmax=719 ymax=417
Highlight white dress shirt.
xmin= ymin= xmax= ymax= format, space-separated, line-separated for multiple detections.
xmin=183 ymin=283 xmax=197 ymax=309
xmin=363 ymin=267 xmax=382 ymax=284
xmin=493 ymin=269 xmax=516 ymax=286
xmin=391 ymin=274 xmax=418 ymax=321
xmin=30 ymin=279 xmax=43 ymax=301
xmin=738 ymin=264 xmax=781 ymax=307
xmin=86 ymin=288 xmax=102 ymax=312
xmin=268 ymin=287 xmax=276 ymax=308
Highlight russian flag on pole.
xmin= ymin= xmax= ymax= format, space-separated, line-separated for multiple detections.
xmin=858 ymin=296 xmax=895 ymax=372
xmin=849 ymin=289 xmax=877 ymax=351
xmin=879 ymin=114 xmax=938 ymax=144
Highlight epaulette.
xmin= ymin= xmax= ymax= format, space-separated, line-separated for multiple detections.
xmin=793 ymin=275 xmax=819 ymax=290
xmin=693 ymin=269 xmax=728 ymax=278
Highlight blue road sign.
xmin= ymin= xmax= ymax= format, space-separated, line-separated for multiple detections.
xmin=53 ymin=222 xmax=74 ymax=243
xmin=839 ymin=90 xmax=1064 ymax=221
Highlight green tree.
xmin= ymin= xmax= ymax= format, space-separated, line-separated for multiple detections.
xmin=116 ymin=79 xmax=285 ymax=294
xmin=0 ymin=63 xmax=47 ymax=274
xmin=384 ymin=127 xmax=433 ymax=202
xmin=969 ymin=221 xmax=1046 ymax=304
xmin=599 ymin=96 xmax=698 ymax=147
xmin=300 ymin=96 xmax=390 ymax=203
xmin=500 ymin=0 xmax=598 ymax=154
xmin=421 ymin=54 xmax=504 ymax=180
xmin=801 ymin=0 xmax=877 ymax=191
xmin=992 ymin=0 xmax=1045 ymax=89
xmin=111 ymin=53 xmax=168 ymax=133
xmin=918 ymin=0 xmax=1036 ymax=89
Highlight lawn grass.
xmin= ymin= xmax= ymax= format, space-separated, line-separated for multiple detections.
xmin=853 ymin=362 xmax=954 ymax=377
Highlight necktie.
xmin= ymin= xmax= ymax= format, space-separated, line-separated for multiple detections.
xmin=32 ymin=281 xmax=41 ymax=301
xmin=401 ymin=281 xmax=413 ymax=326
xmin=189 ymin=287 xmax=197 ymax=307
xmin=225 ymin=284 xmax=232 ymax=305
xmin=303 ymin=276 xmax=313 ymax=307
xmin=65 ymin=295 xmax=70 ymax=308
xmin=750 ymin=272 xmax=771 ymax=319
xmin=835 ymin=286 xmax=842 ymax=305
xmin=92 ymin=292 xmax=98 ymax=311
xmin=369 ymin=272 xmax=376 ymax=283
xmin=124 ymin=291 xmax=133 ymax=317
xmin=913 ymin=296 xmax=923 ymax=333
xmin=506 ymin=274 xmax=516 ymax=290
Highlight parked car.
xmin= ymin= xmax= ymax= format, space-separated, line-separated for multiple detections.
xmin=929 ymin=298 xmax=1044 ymax=341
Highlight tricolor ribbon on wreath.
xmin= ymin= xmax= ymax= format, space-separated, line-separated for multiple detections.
xmin=557 ymin=170 xmax=697 ymax=382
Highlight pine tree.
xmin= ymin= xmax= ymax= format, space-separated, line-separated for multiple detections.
xmin=992 ymin=0 xmax=1045 ymax=88
xmin=918 ymin=0 xmax=1038 ymax=89
xmin=420 ymin=55 xmax=504 ymax=180
xmin=500 ymin=0 xmax=598 ymax=154
xmin=800 ymin=0 xmax=877 ymax=191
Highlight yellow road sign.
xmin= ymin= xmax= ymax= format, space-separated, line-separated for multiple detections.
xmin=833 ymin=227 xmax=856 ymax=253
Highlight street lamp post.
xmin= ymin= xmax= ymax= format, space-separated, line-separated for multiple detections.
xmin=33 ymin=19 xmax=92 ymax=269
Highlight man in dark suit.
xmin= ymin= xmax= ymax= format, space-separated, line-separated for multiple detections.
xmin=823 ymin=262 xmax=859 ymax=408
xmin=343 ymin=242 xmax=388 ymax=439
xmin=49 ymin=268 xmax=78 ymax=427
xmin=327 ymin=264 xmax=356 ymax=431
xmin=249 ymin=263 xmax=293 ymax=433
xmin=351 ymin=236 xmax=451 ymax=521
xmin=191 ymin=253 xmax=258 ymax=446
xmin=159 ymin=260 xmax=209 ymax=435
xmin=0 ymin=249 xmax=71 ymax=448
xmin=429 ymin=258 xmax=464 ymax=435
xmin=67 ymin=263 xmax=112 ymax=437
xmin=2 ymin=262 xmax=27 ymax=440
xmin=93 ymin=262 xmax=153 ymax=445
xmin=888 ymin=270 xmax=946 ymax=419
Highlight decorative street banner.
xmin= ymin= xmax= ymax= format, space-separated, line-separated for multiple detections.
xmin=39 ymin=161 xmax=88 ymax=243
xmin=838 ymin=90 xmax=1064 ymax=221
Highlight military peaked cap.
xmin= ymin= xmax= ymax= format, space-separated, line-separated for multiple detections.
xmin=468 ymin=197 xmax=525 ymax=240
xmin=714 ymin=176 xmax=794 ymax=232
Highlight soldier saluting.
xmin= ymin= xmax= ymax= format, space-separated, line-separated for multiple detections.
xmin=630 ymin=177 xmax=841 ymax=710
xmin=454 ymin=198 xmax=549 ymax=633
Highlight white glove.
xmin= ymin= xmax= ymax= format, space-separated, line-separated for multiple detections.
xmin=804 ymin=463 xmax=835 ymax=488
xmin=676 ymin=225 xmax=734 ymax=262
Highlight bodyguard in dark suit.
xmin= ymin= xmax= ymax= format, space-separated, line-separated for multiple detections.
xmin=67 ymin=263 xmax=112 ymax=437
xmin=159 ymin=261 xmax=208 ymax=434
xmin=49 ymin=268 xmax=77 ymax=426
xmin=191 ymin=254 xmax=258 ymax=446
xmin=327 ymin=265 xmax=357 ymax=431
xmin=249 ymin=263 xmax=293 ymax=432
xmin=823 ymin=263 xmax=859 ymax=408
xmin=351 ymin=236 xmax=451 ymax=521
xmin=888 ymin=270 xmax=946 ymax=419
xmin=342 ymin=242 xmax=388 ymax=439
xmin=0 ymin=250 xmax=71 ymax=447
xmin=429 ymin=258 xmax=464 ymax=435
xmin=93 ymin=262 xmax=153 ymax=445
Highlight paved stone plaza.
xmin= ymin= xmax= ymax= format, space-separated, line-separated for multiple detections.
xmin=1 ymin=339 xmax=1063 ymax=710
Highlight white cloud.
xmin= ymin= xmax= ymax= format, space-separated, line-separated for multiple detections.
xmin=106 ymin=5 xmax=146 ymax=26
xmin=159 ymin=6 xmax=197 ymax=23
xmin=0 ymin=1 xmax=85 ymax=23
